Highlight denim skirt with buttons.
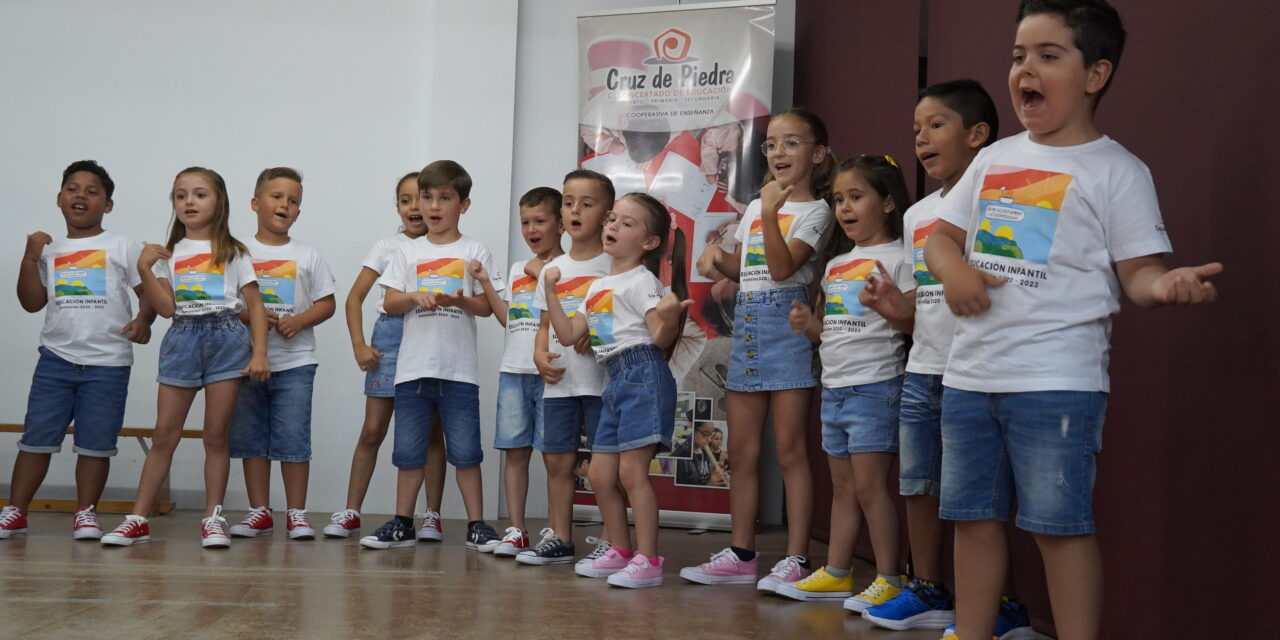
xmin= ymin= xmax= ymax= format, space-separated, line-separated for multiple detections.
xmin=725 ymin=286 xmax=817 ymax=392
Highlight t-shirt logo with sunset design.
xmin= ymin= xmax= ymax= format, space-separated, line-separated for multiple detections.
xmin=54 ymin=249 xmax=107 ymax=298
xmin=508 ymin=273 xmax=539 ymax=322
xmin=585 ymin=289 xmax=614 ymax=347
xmin=744 ymin=214 xmax=795 ymax=267
xmin=555 ymin=275 xmax=599 ymax=319
xmin=823 ymin=258 xmax=874 ymax=317
xmin=253 ymin=259 xmax=297 ymax=309
xmin=973 ymin=166 xmax=1072 ymax=265
xmin=416 ymin=258 xmax=465 ymax=295
xmin=174 ymin=253 xmax=224 ymax=302
xmin=912 ymin=220 xmax=941 ymax=287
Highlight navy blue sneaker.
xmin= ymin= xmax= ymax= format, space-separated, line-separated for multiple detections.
xmin=863 ymin=578 xmax=955 ymax=630
xmin=464 ymin=521 xmax=501 ymax=551
xmin=514 ymin=527 xmax=576 ymax=565
xmin=941 ymin=596 xmax=1036 ymax=639
xmin=359 ymin=518 xmax=415 ymax=549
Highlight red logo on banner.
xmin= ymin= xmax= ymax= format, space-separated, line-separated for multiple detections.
xmin=653 ymin=28 xmax=692 ymax=62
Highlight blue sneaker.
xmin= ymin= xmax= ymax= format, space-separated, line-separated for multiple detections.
xmin=941 ymin=596 xmax=1036 ymax=640
xmin=359 ymin=518 xmax=415 ymax=549
xmin=862 ymin=578 xmax=955 ymax=630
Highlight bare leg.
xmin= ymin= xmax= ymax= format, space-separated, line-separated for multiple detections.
xmin=424 ymin=420 xmax=445 ymax=511
xmin=543 ymin=451 xmax=576 ymax=541
xmin=131 ymin=384 xmax=198 ymax=516
xmin=281 ymin=462 xmax=308 ymax=510
xmin=7 ymin=452 xmax=52 ymax=513
xmin=242 ymin=458 xmax=271 ymax=508
xmin=396 ymin=466 xmax=425 ymax=516
xmin=851 ymin=452 xmax=900 ymax=576
xmin=953 ymin=519 xmax=1007 ymax=640
xmin=771 ymin=388 xmax=815 ymax=557
xmin=201 ymin=379 xmax=242 ymax=516
xmin=904 ymin=494 xmax=945 ymax=582
xmin=73 ymin=456 xmax=110 ymax=510
xmin=823 ymin=455 xmax=862 ymax=568
xmin=1035 ymin=533 xmax=1103 ymax=640
xmin=619 ymin=446 xmax=658 ymax=557
xmin=454 ymin=465 xmax=483 ymax=522
xmin=587 ymin=452 xmax=632 ymax=551
xmin=726 ymin=390 xmax=768 ymax=550
xmin=343 ymin=396 xmax=394 ymax=511
xmin=502 ymin=446 xmax=533 ymax=530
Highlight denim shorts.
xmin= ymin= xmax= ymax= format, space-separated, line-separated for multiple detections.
xmin=820 ymin=376 xmax=903 ymax=458
xmin=899 ymin=373 xmax=944 ymax=498
xmin=726 ymin=287 xmax=817 ymax=392
xmin=593 ymin=345 xmax=676 ymax=454
xmin=538 ymin=396 xmax=602 ymax=454
xmin=157 ymin=312 xmax=252 ymax=387
xmin=393 ymin=377 xmax=482 ymax=468
xmin=229 ymin=364 xmax=317 ymax=462
xmin=19 ymin=347 xmax=131 ymax=457
xmin=364 ymin=313 xmax=403 ymax=397
xmin=939 ymin=387 xmax=1108 ymax=535
xmin=495 ymin=372 xmax=543 ymax=449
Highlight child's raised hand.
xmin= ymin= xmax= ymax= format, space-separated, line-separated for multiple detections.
xmin=242 ymin=354 xmax=271 ymax=382
xmin=1150 ymin=262 xmax=1222 ymax=306
xmin=24 ymin=232 xmax=52 ymax=261
xmin=656 ymin=292 xmax=693 ymax=321
xmin=353 ymin=344 xmax=383 ymax=371
xmin=469 ymin=259 xmax=490 ymax=284
xmin=276 ymin=314 xmax=302 ymax=338
xmin=944 ymin=264 xmax=1005 ymax=317
xmin=543 ymin=266 xmax=562 ymax=288
xmin=121 ymin=317 xmax=152 ymax=345
xmin=760 ymin=180 xmax=794 ymax=216
xmin=788 ymin=299 xmax=814 ymax=334
xmin=696 ymin=244 xmax=723 ymax=279
xmin=525 ymin=257 xmax=547 ymax=279
xmin=533 ymin=350 xmax=565 ymax=384
xmin=435 ymin=288 xmax=466 ymax=308
xmin=860 ymin=260 xmax=910 ymax=320
xmin=138 ymin=243 xmax=171 ymax=269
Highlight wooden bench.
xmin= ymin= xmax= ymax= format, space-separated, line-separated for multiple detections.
xmin=0 ymin=423 xmax=203 ymax=515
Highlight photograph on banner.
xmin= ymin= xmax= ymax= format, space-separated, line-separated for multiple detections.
xmin=657 ymin=391 xmax=696 ymax=461
xmin=674 ymin=420 xmax=730 ymax=489
xmin=574 ymin=450 xmax=593 ymax=494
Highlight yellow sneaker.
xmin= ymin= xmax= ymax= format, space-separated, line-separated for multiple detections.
xmin=774 ymin=567 xmax=854 ymax=601
xmin=842 ymin=576 xmax=903 ymax=613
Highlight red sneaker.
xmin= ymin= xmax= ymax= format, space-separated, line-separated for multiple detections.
xmin=323 ymin=509 xmax=361 ymax=538
xmin=417 ymin=508 xmax=443 ymax=542
xmin=229 ymin=506 xmax=273 ymax=537
xmin=0 ymin=506 xmax=28 ymax=539
xmin=73 ymin=505 xmax=104 ymax=540
xmin=286 ymin=509 xmax=315 ymax=540
xmin=101 ymin=515 xmax=150 ymax=546
xmin=201 ymin=505 xmax=230 ymax=548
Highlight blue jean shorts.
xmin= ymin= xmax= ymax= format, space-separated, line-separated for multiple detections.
xmin=820 ymin=376 xmax=903 ymax=458
xmin=19 ymin=347 xmax=131 ymax=457
xmin=495 ymin=372 xmax=543 ymax=449
xmin=229 ymin=364 xmax=317 ymax=462
xmin=157 ymin=312 xmax=252 ymax=387
xmin=393 ymin=377 xmax=482 ymax=468
xmin=899 ymin=373 xmax=944 ymax=498
xmin=725 ymin=287 xmax=817 ymax=392
xmin=538 ymin=396 xmax=602 ymax=454
xmin=364 ymin=313 xmax=403 ymax=397
xmin=939 ymin=387 xmax=1108 ymax=535
xmin=593 ymin=345 xmax=676 ymax=454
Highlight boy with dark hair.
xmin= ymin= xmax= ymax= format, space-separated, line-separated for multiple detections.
xmin=925 ymin=2 xmax=1220 ymax=638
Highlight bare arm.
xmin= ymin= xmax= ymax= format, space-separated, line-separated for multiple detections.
xmin=471 ymin=259 xmax=508 ymax=327
xmin=137 ymin=244 xmax=176 ymax=318
xmin=1115 ymin=255 xmax=1222 ymax=308
xmin=533 ymin=315 xmax=565 ymax=384
xmin=787 ymin=298 xmax=824 ymax=343
xmin=120 ymin=284 xmax=157 ymax=345
xmin=17 ymin=232 xmax=51 ymax=312
xmin=758 ymin=183 xmax=815 ymax=282
xmin=645 ymin=293 xmax=693 ymax=349
xmin=276 ymin=294 xmax=336 ymax=339
xmin=858 ymin=260 xmax=917 ymax=334
xmin=239 ymin=282 xmax=271 ymax=381
xmin=924 ymin=220 xmax=1004 ymax=317
xmin=541 ymin=267 xmax=588 ymax=345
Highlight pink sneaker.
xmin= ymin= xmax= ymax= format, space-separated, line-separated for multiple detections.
xmin=201 ymin=506 xmax=231 ymax=548
xmin=73 ymin=505 xmax=104 ymax=540
xmin=575 ymin=546 xmax=631 ymax=578
xmin=0 ymin=505 xmax=29 ymax=539
xmin=756 ymin=555 xmax=812 ymax=593
xmin=606 ymin=554 xmax=664 ymax=588
xmin=101 ymin=515 xmax=150 ymax=546
xmin=229 ymin=506 xmax=273 ymax=538
xmin=323 ymin=509 xmax=361 ymax=538
xmin=679 ymin=548 xmax=758 ymax=585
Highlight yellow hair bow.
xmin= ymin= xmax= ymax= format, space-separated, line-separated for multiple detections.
xmin=884 ymin=154 xmax=898 ymax=168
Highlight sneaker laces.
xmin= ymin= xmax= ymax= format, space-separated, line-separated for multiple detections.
xmin=0 ymin=506 xmax=22 ymax=526
xmin=74 ymin=506 xmax=99 ymax=529
xmin=770 ymin=554 xmax=806 ymax=575
xmin=531 ymin=527 xmax=561 ymax=552
xmin=705 ymin=547 xmax=738 ymax=565
xmin=420 ymin=509 xmax=441 ymax=528
xmin=582 ymin=536 xmax=612 ymax=560
xmin=500 ymin=526 xmax=524 ymax=543
xmin=287 ymin=510 xmax=309 ymax=528
xmin=859 ymin=579 xmax=893 ymax=601
xmin=241 ymin=505 xmax=271 ymax=526
xmin=203 ymin=506 xmax=228 ymax=535
xmin=112 ymin=515 xmax=146 ymax=535
xmin=330 ymin=509 xmax=358 ymax=524
xmin=620 ymin=558 xmax=648 ymax=576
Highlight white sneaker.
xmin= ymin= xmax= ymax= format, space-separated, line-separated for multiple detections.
xmin=323 ymin=509 xmax=360 ymax=538
xmin=416 ymin=508 xmax=443 ymax=542
xmin=73 ymin=505 xmax=104 ymax=540
xmin=201 ymin=506 xmax=231 ymax=548
xmin=286 ymin=509 xmax=315 ymax=540
xmin=229 ymin=506 xmax=273 ymax=537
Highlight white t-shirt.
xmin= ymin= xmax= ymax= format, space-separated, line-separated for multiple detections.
xmin=735 ymin=198 xmax=832 ymax=291
xmin=818 ymin=242 xmax=915 ymax=387
xmin=378 ymin=235 xmax=502 ymax=386
xmin=499 ymin=259 xmax=540 ymax=375
xmin=153 ymin=238 xmax=256 ymax=317
xmin=578 ymin=265 xmax=665 ymax=362
xmin=937 ymin=132 xmax=1172 ymax=393
xmin=902 ymin=191 xmax=957 ymax=375
xmin=533 ymin=252 xmax=611 ymax=398
xmin=36 ymin=231 xmax=143 ymax=366
xmin=362 ymin=234 xmax=414 ymax=315
xmin=245 ymin=237 xmax=337 ymax=372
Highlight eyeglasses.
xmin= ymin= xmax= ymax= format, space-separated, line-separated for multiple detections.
xmin=760 ymin=138 xmax=813 ymax=157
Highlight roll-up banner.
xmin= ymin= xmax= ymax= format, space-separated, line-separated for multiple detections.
xmin=574 ymin=1 xmax=775 ymax=530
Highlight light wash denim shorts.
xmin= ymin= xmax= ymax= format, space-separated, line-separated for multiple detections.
xmin=898 ymin=372 xmax=945 ymax=498
xmin=19 ymin=347 xmax=130 ymax=457
xmin=364 ymin=313 xmax=403 ymax=398
xmin=820 ymin=375 xmax=903 ymax=458
xmin=229 ymin=364 xmax=317 ymax=462
xmin=494 ymin=372 xmax=543 ymax=449
xmin=592 ymin=344 xmax=676 ymax=454
xmin=725 ymin=287 xmax=817 ymax=392
xmin=157 ymin=311 xmax=251 ymax=387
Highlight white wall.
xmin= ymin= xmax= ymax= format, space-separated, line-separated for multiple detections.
xmin=0 ymin=0 xmax=517 ymax=519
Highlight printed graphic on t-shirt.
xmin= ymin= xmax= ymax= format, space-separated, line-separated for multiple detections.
xmin=912 ymin=220 xmax=941 ymax=287
xmin=253 ymin=259 xmax=297 ymax=312
xmin=508 ymin=274 xmax=540 ymax=322
xmin=823 ymin=259 xmax=874 ymax=323
xmin=586 ymin=289 xmax=614 ymax=347
xmin=173 ymin=254 xmax=225 ymax=307
xmin=54 ymin=250 xmax=109 ymax=310
xmin=972 ymin=166 xmax=1072 ymax=275
xmin=416 ymin=258 xmax=465 ymax=294
xmin=556 ymin=276 xmax=598 ymax=318
xmin=743 ymin=214 xmax=795 ymax=267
